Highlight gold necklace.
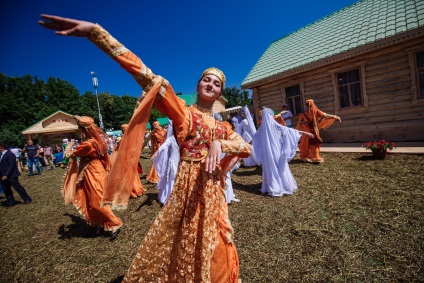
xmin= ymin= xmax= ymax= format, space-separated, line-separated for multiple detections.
xmin=191 ymin=104 xmax=213 ymax=116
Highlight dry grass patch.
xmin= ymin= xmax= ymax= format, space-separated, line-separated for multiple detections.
xmin=1 ymin=151 xmax=423 ymax=282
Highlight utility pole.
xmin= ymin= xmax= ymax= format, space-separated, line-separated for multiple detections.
xmin=91 ymin=71 xmax=104 ymax=129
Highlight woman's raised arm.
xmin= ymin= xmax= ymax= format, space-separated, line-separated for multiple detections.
xmin=38 ymin=14 xmax=95 ymax=37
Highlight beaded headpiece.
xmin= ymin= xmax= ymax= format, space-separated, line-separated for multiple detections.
xmin=201 ymin=67 xmax=226 ymax=85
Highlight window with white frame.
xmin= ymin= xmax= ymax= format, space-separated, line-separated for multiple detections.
xmin=285 ymin=84 xmax=303 ymax=115
xmin=337 ymin=69 xmax=363 ymax=108
xmin=417 ymin=51 xmax=424 ymax=98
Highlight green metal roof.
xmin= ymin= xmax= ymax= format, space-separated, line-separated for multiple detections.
xmin=178 ymin=93 xmax=198 ymax=106
xmin=146 ymin=94 xmax=197 ymax=129
xmin=242 ymin=0 xmax=424 ymax=88
xmin=146 ymin=117 xmax=170 ymax=129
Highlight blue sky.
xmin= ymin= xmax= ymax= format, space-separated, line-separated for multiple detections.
xmin=1 ymin=0 xmax=358 ymax=97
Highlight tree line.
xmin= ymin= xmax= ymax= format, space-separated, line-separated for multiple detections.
xmin=0 ymin=73 xmax=251 ymax=147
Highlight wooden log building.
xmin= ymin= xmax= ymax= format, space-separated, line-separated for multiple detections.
xmin=241 ymin=0 xmax=424 ymax=142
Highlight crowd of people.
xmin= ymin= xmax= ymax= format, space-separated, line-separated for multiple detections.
xmin=0 ymin=13 xmax=342 ymax=283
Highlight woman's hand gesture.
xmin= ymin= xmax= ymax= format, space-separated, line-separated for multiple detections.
xmin=335 ymin=116 xmax=342 ymax=123
xmin=38 ymin=14 xmax=95 ymax=37
xmin=205 ymin=140 xmax=222 ymax=174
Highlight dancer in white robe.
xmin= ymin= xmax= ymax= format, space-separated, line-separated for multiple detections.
xmin=213 ymin=112 xmax=240 ymax=204
xmin=237 ymin=105 xmax=259 ymax=167
xmin=253 ymin=108 xmax=314 ymax=196
xmin=153 ymin=120 xmax=179 ymax=205
xmin=222 ymin=153 xmax=240 ymax=204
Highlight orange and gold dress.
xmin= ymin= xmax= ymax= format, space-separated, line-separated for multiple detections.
xmin=145 ymin=127 xmax=166 ymax=183
xmin=89 ymin=24 xmax=252 ymax=282
xmin=64 ymin=139 xmax=122 ymax=231
xmin=296 ymin=99 xmax=336 ymax=163
xmin=110 ymin=140 xmax=145 ymax=198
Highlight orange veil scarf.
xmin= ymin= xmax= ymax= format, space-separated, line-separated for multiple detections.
xmin=92 ymin=124 xmax=111 ymax=171
xmin=62 ymin=116 xmax=111 ymax=203
xmin=102 ymin=78 xmax=165 ymax=209
xmin=298 ymin=99 xmax=335 ymax=141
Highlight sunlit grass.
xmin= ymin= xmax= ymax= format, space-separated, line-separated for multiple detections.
xmin=0 ymin=151 xmax=423 ymax=282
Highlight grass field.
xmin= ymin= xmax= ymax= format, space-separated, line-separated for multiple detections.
xmin=1 ymin=151 xmax=423 ymax=282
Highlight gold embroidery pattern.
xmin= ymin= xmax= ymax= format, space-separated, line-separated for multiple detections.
xmin=88 ymin=24 xmax=122 ymax=57
xmin=157 ymin=78 xmax=169 ymax=100
xmin=228 ymin=132 xmax=238 ymax=140
xmin=122 ymin=160 xmax=225 ymax=282
xmin=111 ymin=45 xmax=129 ymax=57
xmin=236 ymin=141 xmax=244 ymax=154
xmin=221 ymin=133 xmax=252 ymax=156
xmin=179 ymin=109 xmax=227 ymax=161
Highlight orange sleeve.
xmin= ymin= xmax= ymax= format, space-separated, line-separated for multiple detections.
xmin=73 ymin=141 xmax=95 ymax=158
xmin=274 ymin=115 xmax=286 ymax=126
xmin=219 ymin=122 xmax=252 ymax=158
xmin=296 ymin=113 xmax=309 ymax=132
xmin=318 ymin=110 xmax=336 ymax=130
xmin=88 ymin=24 xmax=189 ymax=145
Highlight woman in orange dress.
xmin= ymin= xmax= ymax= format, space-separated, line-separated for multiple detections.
xmin=110 ymin=124 xmax=145 ymax=198
xmin=296 ymin=99 xmax=341 ymax=163
xmin=40 ymin=15 xmax=252 ymax=282
xmin=62 ymin=116 xmax=122 ymax=240
xmin=145 ymin=121 xmax=166 ymax=184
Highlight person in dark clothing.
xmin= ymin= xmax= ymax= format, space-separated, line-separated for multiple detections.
xmin=37 ymin=143 xmax=47 ymax=171
xmin=0 ymin=142 xmax=32 ymax=208
xmin=22 ymin=139 xmax=41 ymax=176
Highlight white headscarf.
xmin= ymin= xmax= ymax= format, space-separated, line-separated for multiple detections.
xmin=154 ymin=119 xmax=180 ymax=204
xmin=243 ymin=105 xmax=257 ymax=137
xmin=252 ymin=107 xmax=301 ymax=196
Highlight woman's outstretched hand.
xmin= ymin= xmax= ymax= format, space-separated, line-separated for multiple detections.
xmin=38 ymin=14 xmax=95 ymax=37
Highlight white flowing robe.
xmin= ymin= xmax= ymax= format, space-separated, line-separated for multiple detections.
xmin=153 ymin=120 xmax=180 ymax=204
xmin=237 ymin=105 xmax=259 ymax=167
xmin=223 ymin=154 xmax=240 ymax=204
xmin=253 ymin=108 xmax=301 ymax=196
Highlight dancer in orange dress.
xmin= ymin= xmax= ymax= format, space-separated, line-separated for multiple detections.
xmin=110 ymin=124 xmax=145 ymax=198
xmin=296 ymin=99 xmax=341 ymax=163
xmin=145 ymin=121 xmax=166 ymax=184
xmin=62 ymin=116 xmax=122 ymax=240
xmin=40 ymin=14 xmax=252 ymax=282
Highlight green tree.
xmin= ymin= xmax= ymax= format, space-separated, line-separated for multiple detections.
xmin=0 ymin=72 xmax=169 ymax=146
xmin=76 ymin=91 xmax=98 ymax=121
xmin=44 ymin=77 xmax=81 ymax=115
xmin=0 ymin=74 xmax=48 ymax=146
xmin=222 ymin=87 xmax=251 ymax=108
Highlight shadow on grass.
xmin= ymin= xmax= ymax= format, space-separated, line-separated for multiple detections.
xmin=234 ymin=166 xmax=262 ymax=177
xmin=109 ymin=275 xmax=124 ymax=283
xmin=356 ymin=155 xmax=380 ymax=161
xmin=289 ymin=159 xmax=323 ymax=165
xmin=135 ymin=193 xmax=159 ymax=211
xmin=140 ymin=155 xmax=150 ymax=159
xmin=1 ymin=200 xmax=23 ymax=207
xmin=58 ymin=213 xmax=99 ymax=239
xmin=232 ymin=180 xmax=262 ymax=195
